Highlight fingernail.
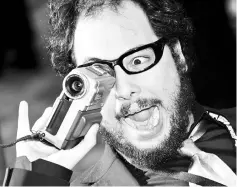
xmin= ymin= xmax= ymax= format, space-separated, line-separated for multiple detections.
xmin=45 ymin=107 xmax=52 ymax=113
xmin=20 ymin=100 xmax=28 ymax=106
xmin=94 ymin=123 xmax=99 ymax=130
xmin=20 ymin=100 xmax=26 ymax=104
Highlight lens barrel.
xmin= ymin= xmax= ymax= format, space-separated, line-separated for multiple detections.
xmin=65 ymin=75 xmax=85 ymax=98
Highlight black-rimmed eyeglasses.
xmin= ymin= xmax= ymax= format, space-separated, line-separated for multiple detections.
xmin=77 ymin=38 xmax=168 ymax=75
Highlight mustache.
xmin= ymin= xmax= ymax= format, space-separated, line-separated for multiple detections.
xmin=115 ymin=98 xmax=162 ymax=121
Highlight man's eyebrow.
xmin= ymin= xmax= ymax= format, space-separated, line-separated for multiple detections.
xmin=82 ymin=57 xmax=117 ymax=65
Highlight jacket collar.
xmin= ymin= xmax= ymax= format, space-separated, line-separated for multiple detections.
xmin=71 ymin=144 xmax=139 ymax=185
xmin=71 ymin=143 xmax=116 ymax=184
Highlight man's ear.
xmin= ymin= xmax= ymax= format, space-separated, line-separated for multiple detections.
xmin=174 ymin=40 xmax=188 ymax=73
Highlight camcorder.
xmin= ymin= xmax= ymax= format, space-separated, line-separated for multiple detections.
xmin=40 ymin=64 xmax=115 ymax=150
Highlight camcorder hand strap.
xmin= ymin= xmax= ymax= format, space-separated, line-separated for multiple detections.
xmin=0 ymin=132 xmax=45 ymax=148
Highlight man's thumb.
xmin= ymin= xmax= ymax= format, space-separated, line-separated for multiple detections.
xmin=17 ymin=101 xmax=31 ymax=139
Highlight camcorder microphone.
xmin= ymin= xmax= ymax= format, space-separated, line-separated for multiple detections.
xmin=40 ymin=64 xmax=115 ymax=150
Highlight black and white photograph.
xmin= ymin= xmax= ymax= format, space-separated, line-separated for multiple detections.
xmin=0 ymin=0 xmax=236 ymax=186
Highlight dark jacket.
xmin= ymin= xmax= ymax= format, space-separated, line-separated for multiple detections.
xmin=3 ymin=104 xmax=236 ymax=186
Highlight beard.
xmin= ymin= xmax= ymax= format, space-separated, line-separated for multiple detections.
xmin=99 ymin=72 xmax=195 ymax=171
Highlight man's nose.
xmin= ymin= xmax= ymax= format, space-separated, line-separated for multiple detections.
xmin=114 ymin=66 xmax=141 ymax=100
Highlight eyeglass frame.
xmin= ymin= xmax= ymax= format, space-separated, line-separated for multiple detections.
xmin=76 ymin=37 xmax=168 ymax=75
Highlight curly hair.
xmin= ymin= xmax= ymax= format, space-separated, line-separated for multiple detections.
xmin=48 ymin=0 xmax=194 ymax=77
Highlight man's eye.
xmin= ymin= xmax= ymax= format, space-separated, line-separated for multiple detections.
xmin=124 ymin=54 xmax=153 ymax=72
xmin=131 ymin=57 xmax=148 ymax=66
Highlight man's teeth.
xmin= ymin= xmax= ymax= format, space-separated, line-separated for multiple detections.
xmin=124 ymin=107 xmax=159 ymax=130
xmin=148 ymin=107 xmax=160 ymax=128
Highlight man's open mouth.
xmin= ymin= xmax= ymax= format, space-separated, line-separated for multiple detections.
xmin=122 ymin=106 xmax=160 ymax=131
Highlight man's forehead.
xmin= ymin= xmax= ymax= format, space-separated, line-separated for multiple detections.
xmin=73 ymin=1 xmax=158 ymax=66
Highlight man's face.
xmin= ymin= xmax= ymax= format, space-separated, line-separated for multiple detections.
xmin=73 ymin=1 xmax=194 ymax=170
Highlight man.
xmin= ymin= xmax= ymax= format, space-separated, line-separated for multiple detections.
xmin=3 ymin=0 xmax=236 ymax=186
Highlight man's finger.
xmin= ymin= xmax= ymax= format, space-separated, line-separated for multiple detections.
xmin=17 ymin=101 xmax=31 ymax=139
xmin=81 ymin=123 xmax=100 ymax=149
xmin=45 ymin=124 xmax=99 ymax=170
xmin=32 ymin=107 xmax=52 ymax=132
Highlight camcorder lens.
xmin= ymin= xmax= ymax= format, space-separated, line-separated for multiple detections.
xmin=66 ymin=75 xmax=85 ymax=97
xmin=72 ymin=81 xmax=83 ymax=92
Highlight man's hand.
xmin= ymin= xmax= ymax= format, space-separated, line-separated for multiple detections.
xmin=16 ymin=101 xmax=99 ymax=170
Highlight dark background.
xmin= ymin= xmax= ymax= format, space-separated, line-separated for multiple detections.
xmin=183 ymin=0 xmax=236 ymax=109
xmin=0 ymin=0 xmax=236 ymax=183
